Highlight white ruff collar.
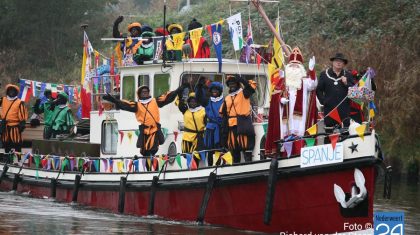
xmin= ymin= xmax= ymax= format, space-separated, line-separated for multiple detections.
xmin=188 ymin=106 xmax=203 ymax=112
xmin=326 ymin=68 xmax=346 ymax=82
xmin=210 ymin=94 xmax=224 ymax=102
xmin=139 ymin=97 xmax=152 ymax=104
xmin=58 ymin=104 xmax=67 ymax=109
xmin=6 ymin=96 xmax=18 ymax=101
xmin=228 ymin=88 xmax=243 ymax=96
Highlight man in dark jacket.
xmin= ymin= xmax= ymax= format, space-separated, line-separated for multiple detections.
xmin=316 ymin=53 xmax=354 ymax=132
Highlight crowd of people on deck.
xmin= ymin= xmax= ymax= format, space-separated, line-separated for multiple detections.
xmin=0 ymin=16 xmax=376 ymax=168
xmin=112 ymin=16 xmax=211 ymax=65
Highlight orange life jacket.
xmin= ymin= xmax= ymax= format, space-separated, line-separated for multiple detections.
xmin=135 ymin=99 xmax=160 ymax=135
xmin=1 ymin=98 xmax=28 ymax=126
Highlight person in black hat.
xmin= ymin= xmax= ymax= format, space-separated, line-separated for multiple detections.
xmin=316 ymin=53 xmax=355 ymax=134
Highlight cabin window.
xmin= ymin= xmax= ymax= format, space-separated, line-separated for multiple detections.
xmin=154 ymin=74 xmax=170 ymax=96
xmin=138 ymin=75 xmax=150 ymax=87
xmin=122 ymin=75 xmax=135 ymax=100
xmin=101 ymin=120 xmax=118 ymax=155
xmin=225 ymin=74 xmax=267 ymax=107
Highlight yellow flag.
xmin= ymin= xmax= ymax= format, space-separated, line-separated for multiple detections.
xmin=117 ymin=161 xmax=123 ymax=173
xmin=213 ymin=151 xmax=221 ymax=166
xmin=172 ymin=32 xmax=186 ymax=50
xmin=369 ymin=108 xmax=375 ymax=120
xmin=268 ymin=18 xmax=284 ymax=93
xmin=355 ymin=124 xmax=367 ymax=140
xmin=222 ymin=152 xmax=233 ymax=165
xmin=306 ymin=124 xmax=317 ymax=135
xmin=193 ymin=151 xmax=201 ymax=160
xmin=190 ymin=28 xmax=203 ymax=57
xmin=127 ymin=131 xmax=133 ymax=143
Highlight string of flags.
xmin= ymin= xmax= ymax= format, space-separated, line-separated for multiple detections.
xmin=17 ymin=79 xmax=80 ymax=104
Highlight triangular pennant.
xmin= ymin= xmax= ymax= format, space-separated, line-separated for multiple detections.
xmin=305 ymin=138 xmax=316 ymax=147
xmin=190 ymin=158 xmax=198 ymax=170
xmin=119 ymin=130 xmax=124 ymax=143
xmin=193 ymin=151 xmax=201 ymax=160
xmin=173 ymin=131 xmax=178 ymax=142
xmin=189 ymin=28 xmax=203 ymax=57
xmin=152 ymin=157 xmax=158 ymax=171
xmin=257 ymin=53 xmax=261 ymax=69
xmin=329 ymin=108 xmax=342 ymax=124
xmin=175 ymin=154 xmax=182 ymax=169
xmin=222 ymin=151 xmax=233 ymax=165
xmin=355 ymin=124 xmax=367 ymax=141
xmin=213 ymin=151 xmax=221 ymax=166
xmin=283 ymin=141 xmax=293 ymax=158
xmin=263 ymin=123 xmax=268 ymax=135
xmin=306 ymin=124 xmax=317 ymax=135
xmin=329 ymin=133 xmax=340 ymax=150
xmin=186 ymin=154 xmax=192 ymax=169
xmin=199 ymin=151 xmax=206 ymax=164
xmin=127 ymin=131 xmax=133 ymax=143
xmin=134 ymin=129 xmax=140 ymax=136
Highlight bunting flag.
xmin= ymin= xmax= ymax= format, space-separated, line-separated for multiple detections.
xmin=305 ymin=138 xmax=316 ymax=147
xmin=127 ymin=131 xmax=133 ymax=143
xmin=306 ymin=124 xmax=317 ymax=135
xmin=109 ymin=159 xmax=114 ymax=172
xmin=283 ymin=141 xmax=293 ymax=158
xmin=368 ymin=101 xmax=377 ymax=120
xmin=32 ymin=81 xmax=39 ymax=98
xmin=142 ymin=158 xmax=147 ymax=172
xmin=176 ymin=154 xmax=182 ymax=169
xmin=173 ymin=131 xmax=178 ymax=142
xmin=94 ymin=159 xmax=100 ymax=172
xmin=34 ymin=155 xmax=40 ymax=179
xmin=47 ymin=158 xmax=51 ymax=170
xmin=190 ymin=28 xmax=203 ymax=57
xmin=206 ymin=25 xmax=213 ymax=41
xmin=134 ymin=129 xmax=140 ymax=137
xmin=153 ymin=37 xmax=164 ymax=63
xmin=222 ymin=151 xmax=233 ymax=165
xmin=61 ymin=158 xmax=69 ymax=171
xmin=257 ymin=54 xmax=261 ymax=69
xmin=227 ymin=13 xmax=243 ymax=51
xmin=211 ymin=22 xmax=223 ymax=73
xmin=101 ymin=159 xmax=108 ymax=172
xmin=193 ymin=151 xmax=201 ymax=160
xmin=172 ymin=32 xmax=186 ymax=50
xmin=146 ymin=158 xmax=151 ymax=171
xmin=329 ymin=133 xmax=340 ymax=150
xmin=18 ymin=80 xmax=33 ymax=102
xmin=133 ymin=159 xmax=139 ymax=172
xmin=152 ymin=157 xmax=158 ymax=171
xmin=190 ymin=158 xmax=198 ymax=170
xmin=186 ymin=154 xmax=192 ymax=169
xmin=199 ymin=151 xmax=206 ymax=164
xmin=41 ymin=158 xmax=48 ymax=169
xmin=158 ymin=157 xmax=165 ymax=171
xmin=355 ymin=124 xmax=367 ymax=140
xmin=329 ymin=108 xmax=342 ymax=124
xmin=39 ymin=83 xmax=47 ymax=103
xmin=119 ymin=130 xmax=124 ymax=143
xmin=267 ymin=18 xmax=284 ymax=91
xmin=50 ymin=83 xmax=58 ymax=98
xmin=117 ymin=160 xmax=123 ymax=173
xmin=245 ymin=18 xmax=253 ymax=64
xmin=213 ymin=151 xmax=221 ymax=166
xmin=263 ymin=123 xmax=268 ymax=135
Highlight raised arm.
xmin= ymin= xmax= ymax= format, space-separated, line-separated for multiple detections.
xmin=239 ymin=77 xmax=256 ymax=99
xmin=103 ymin=93 xmax=137 ymax=113
xmin=156 ymin=85 xmax=186 ymax=108
xmin=113 ymin=16 xmax=124 ymax=38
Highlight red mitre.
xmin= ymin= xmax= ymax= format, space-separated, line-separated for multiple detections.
xmin=288 ymin=47 xmax=303 ymax=64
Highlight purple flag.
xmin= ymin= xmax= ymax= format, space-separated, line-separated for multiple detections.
xmin=284 ymin=141 xmax=293 ymax=158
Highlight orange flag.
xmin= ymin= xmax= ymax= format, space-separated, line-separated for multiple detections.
xmin=329 ymin=133 xmax=340 ymax=150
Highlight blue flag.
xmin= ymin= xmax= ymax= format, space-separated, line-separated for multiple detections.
xmin=186 ymin=154 xmax=192 ymax=169
xmin=211 ymin=23 xmax=223 ymax=73
xmin=39 ymin=83 xmax=47 ymax=104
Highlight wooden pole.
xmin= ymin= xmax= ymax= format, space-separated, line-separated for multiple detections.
xmin=250 ymin=0 xmax=291 ymax=56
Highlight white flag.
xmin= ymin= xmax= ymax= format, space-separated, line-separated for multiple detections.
xmin=227 ymin=13 xmax=243 ymax=51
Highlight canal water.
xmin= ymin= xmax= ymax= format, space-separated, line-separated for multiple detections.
xmin=0 ymin=179 xmax=418 ymax=234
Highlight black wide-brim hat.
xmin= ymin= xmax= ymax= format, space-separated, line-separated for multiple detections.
xmin=330 ymin=53 xmax=348 ymax=64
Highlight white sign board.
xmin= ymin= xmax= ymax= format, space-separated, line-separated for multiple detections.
xmin=300 ymin=143 xmax=344 ymax=168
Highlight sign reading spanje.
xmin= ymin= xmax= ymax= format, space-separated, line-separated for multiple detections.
xmin=300 ymin=143 xmax=344 ymax=168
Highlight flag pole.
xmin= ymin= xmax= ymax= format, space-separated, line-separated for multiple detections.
xmin=249 ymin=0 xmax=291 ymax=56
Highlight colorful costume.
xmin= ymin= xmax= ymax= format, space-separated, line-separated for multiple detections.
xmin=1 ymin=85 xmax=28 ymax=153
xmin=220 ymin=76 xmax=256 ymax=163
xmin=104 ymin=86 xmax=179 ymax=157
xmin=50 ymin=92 xmax=74 ymax=138
xmin=33 ymin=90 xmax=55 ymax=139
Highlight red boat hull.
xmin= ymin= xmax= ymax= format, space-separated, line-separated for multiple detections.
xmin=0 ymin=162 xmax=377 ymax=233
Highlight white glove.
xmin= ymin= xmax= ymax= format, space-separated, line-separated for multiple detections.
xmin=280 ymin=98 xmax=289 ymax=104
xmin=309 ymin=56 xmax=315 ymax=71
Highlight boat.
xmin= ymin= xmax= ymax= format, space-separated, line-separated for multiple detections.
xmin=0 ymin=2 xmax=385 ymax=233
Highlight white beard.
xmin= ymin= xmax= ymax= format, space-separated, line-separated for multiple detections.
xmin=285 ymin=63 xmax=306 ymax=90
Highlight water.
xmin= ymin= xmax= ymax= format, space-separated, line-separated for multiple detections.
xmin=0 ymin=179 xmax=418 ymax=234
